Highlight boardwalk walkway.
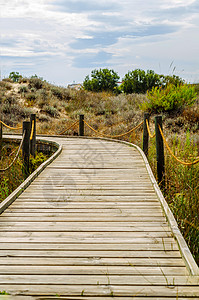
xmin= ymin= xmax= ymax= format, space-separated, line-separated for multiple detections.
xmin=0 ymin=137 xmax=198 ymax=299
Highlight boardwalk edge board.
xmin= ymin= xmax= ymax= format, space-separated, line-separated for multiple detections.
xmin=1 ymin=135 xmax=199 ymax=278
xmin=0 ymin=138 xmax=62 ymax=215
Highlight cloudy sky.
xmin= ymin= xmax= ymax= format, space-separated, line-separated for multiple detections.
xmin=1 ymin=0 xmax=199 ymax=86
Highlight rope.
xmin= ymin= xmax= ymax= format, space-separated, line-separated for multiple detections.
xmin=0 ymin=132 xmax=25 ymax=172
xmin=146 ymin=119 xmax=156 ymax=138
xmin=84 ymin=120 xmax=144 ymax=138
xmin=0 ymin=120 xmax=22 ymax=130
xmin=30 ymin=120 xmax=34 ymax=141
xmin=158 ymin=125 xmax=199 ymax=166
xmin=59 ymin=121 xmax=79 ymax=135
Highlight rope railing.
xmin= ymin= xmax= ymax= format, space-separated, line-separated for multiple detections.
xmin=0 ymin=120 xmax=22 ymax=130
xmin=158 ymin=124 xmax=199 ymax=166
xmin=59 ymin=120 xmax=79 ymax=135
xmin=30 ymin=120 xmax=34 ymax=141
xmin=0 ymin=131 xmax=25 ymax=172
xmin=83 ymin=120 xmax=144 ymax=138
xmin=146 ymin=119 xmax=155 ymax=138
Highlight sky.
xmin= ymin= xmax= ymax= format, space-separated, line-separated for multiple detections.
xmin=0 ymin=0 xmax=199 ymax=86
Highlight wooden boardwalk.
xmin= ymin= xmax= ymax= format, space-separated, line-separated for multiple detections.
xmin=0 ymin=137 xmax=198 ymax=299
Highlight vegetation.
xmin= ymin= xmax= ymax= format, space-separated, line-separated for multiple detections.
xmin=83 ymin=68 xmax=185 ymax=95
xmin=148 ymin=132 xmax=199 ymax=263
xmin=0 ymin=142 xmax=50 ymax=202
xmin=121 ymin=69 xmax=161 ymax=94
xmin=83 ymin=68 xmax=120 ymax=93
xmin=9 ymin=71 xmax=22 ymax=83
xmin=141 ymin=84 xmax=197 ymax=113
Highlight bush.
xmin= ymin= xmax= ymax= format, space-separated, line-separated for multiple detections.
xmin=140 ymin=84 xmax=197 ymax=113
xmin=51 ymin=87 xmax=71 ymax=101
xmin=9 ymin=72 xmax=22 ymax=82
xmin=0 ymin=81 xmax=12 ymax=90
xmin=43 ymin=105 xmax=59 ymax=117
xmin=83 ymin=68 xmax=120 ymax=93
xmin=29 ymin=78 xmax=43 ymax=90
xmin=19 ymin=86 xmax=28 ymax=93
xmin=121 ymin=69 xmax=161 ymax=94
xmin=159 ymin=75 xmax=185 ymax=87
xmin=26 ymin=93 xmax=37 ymax=102
xmin=121 ymin=70 xmax=185 ymax=94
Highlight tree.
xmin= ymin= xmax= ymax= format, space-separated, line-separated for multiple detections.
xmin=121 ymin=69 xmax=185 ymax=94
xmin=83 ymin=68 xmax=120 ymax=93
xmin=121 ymin=69 xmax=161 ymax=94
xmin=159 ymin=74 xmax=185 ymax=87
xmin=9 ymin=72 xmax=22 ymax=82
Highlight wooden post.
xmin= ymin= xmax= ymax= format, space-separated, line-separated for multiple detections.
xmin=143 ymin=113 xmax=149 ymax=157
xmin=30 ymin=114 xmax=36 ymax=157
xmin=22 ymin=121 xmax=31 ymax=178
xmin=155 ymin=115 xmax=165 ymax=188
xmin=0 ymin=123 xmax=2 ymax=159
xmin=79 ymin=114 xmax=84 ymax=136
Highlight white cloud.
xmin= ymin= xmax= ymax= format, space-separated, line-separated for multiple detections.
xmin=0 ymin=0 xmax=199 ymax=84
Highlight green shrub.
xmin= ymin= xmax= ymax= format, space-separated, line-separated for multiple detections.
xmin=9 ymin=71 xmax=22 ymax=82
xmin=140 ymin=84 xmax=197 ymax=113
xmin=30 ymin=152 xmax=48 ymax=173
xmin=121 ymin=69 xmax=161 ymax=94
xmin=121 ymin=70 xmax=184 ymax=94
xmin=83 ymin=68 xmax=120 ymax=93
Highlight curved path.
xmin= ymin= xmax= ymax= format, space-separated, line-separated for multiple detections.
xmin=0 ymin=136 xmax=198 ymax=299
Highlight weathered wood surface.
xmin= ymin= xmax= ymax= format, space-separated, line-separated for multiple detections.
xmin=0 ymin=137 xmax=198 ymax=299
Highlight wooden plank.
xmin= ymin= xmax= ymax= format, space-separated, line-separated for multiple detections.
xmin=0 ymin=226 xmax=171 ymax=232
xmin=11 ymin=197 xmax=160 ymax=202
xmin=0 ymin=274 xmax=198 ymax=285
xmin=5 ymin=204 xmax=163 ymax=210
xmin=0 ymin=231 xmax=173 ymax=238
xmin=0 ymin=221 xmax=170 ymax=228
xmin=2 ymin=212 xmax=165 ymax=217
xmin=0 ymin=250 xmax=181 ymax=258
xmin=0 ymin=265 xmax=188 ymax=275
xmin=0 ymin=216 xmax=167 ymax=222
xmin=0 ymin=284 xmax=198 ymax=297
xmin=0 ymin=243 xmax=179 ymax=251
xmin=0 ymin=237 xmax=176 ymax=243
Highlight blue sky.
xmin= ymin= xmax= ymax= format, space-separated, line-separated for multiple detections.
xmin=0 ymin=0 xmax=199 ymax=86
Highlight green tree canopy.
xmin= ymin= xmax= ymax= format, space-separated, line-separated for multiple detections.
xmin=121 ymin=69 xmax=161 ymax=94
xmin=9 ymin=72 xmax=22 ymax=82
xmin=83 ymin=68 xmax=120 ymax=93
xmin=121 ymin=69 xmax=185 ymax=94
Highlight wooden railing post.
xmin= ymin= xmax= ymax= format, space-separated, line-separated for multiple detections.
xmin=0 ymin=122 xmax=2 ymax=159
xmin=30 ymin=114 xmax=36 ymax=157
xmin=143 ymin=112 xmax=149 ymax=157
xmin=22 ymin=121 xmax=31 ymax=178
xmin=155 ymin=115 xmax=165 ymax=188
xmin=79 ymin=114 xmax=84 ymax=136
